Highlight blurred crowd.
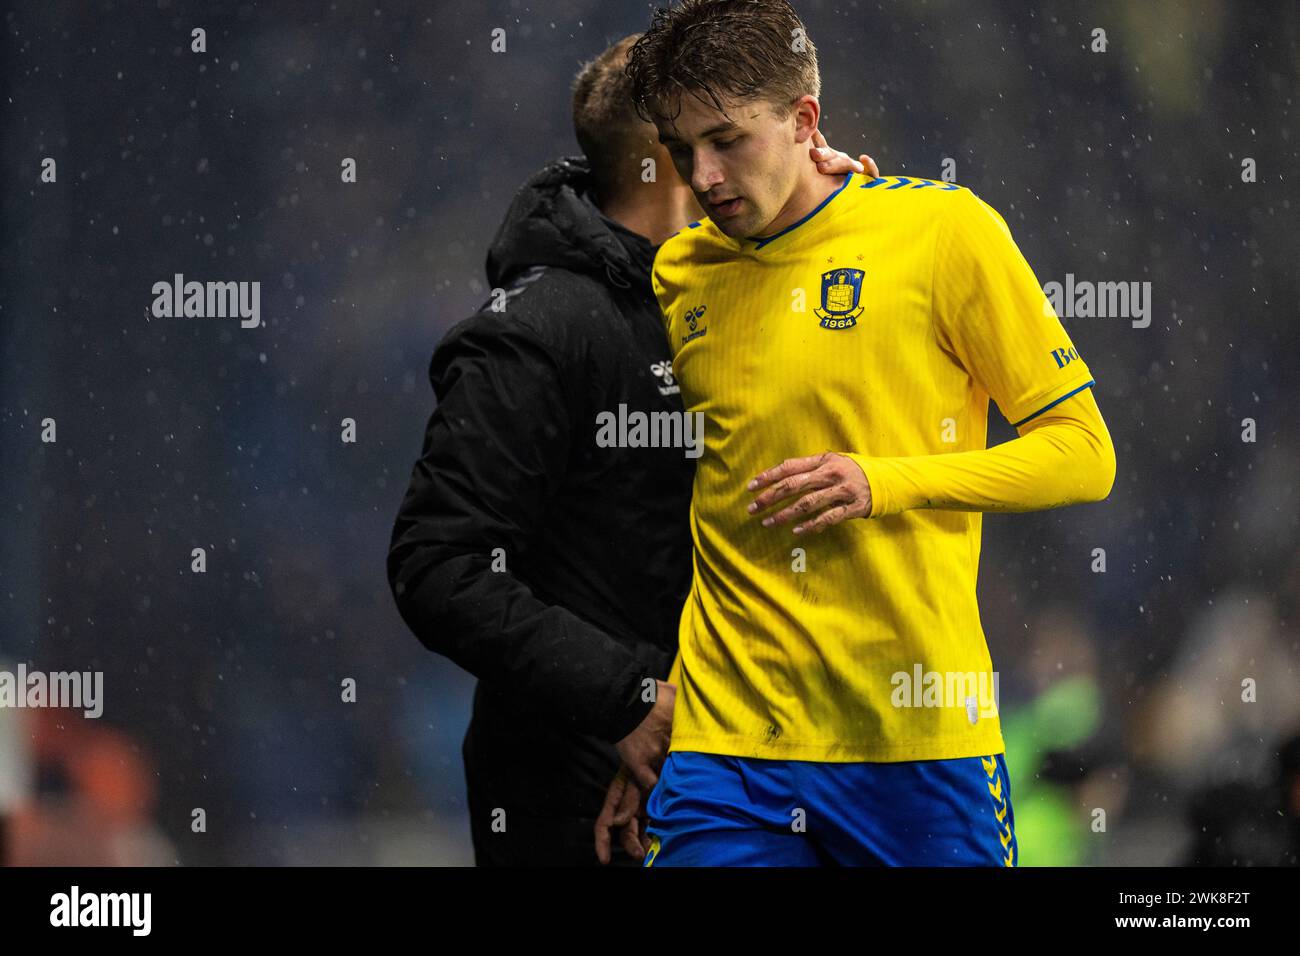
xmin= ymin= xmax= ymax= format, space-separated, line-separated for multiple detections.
xmin=1 ymin=0 xmax=1295 ymax=864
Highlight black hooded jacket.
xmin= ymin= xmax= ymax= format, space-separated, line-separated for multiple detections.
xmin=387 ymin=157 xmax=694 ymax=860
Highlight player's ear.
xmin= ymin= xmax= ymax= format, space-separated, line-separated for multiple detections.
xmin=789 ymin=95 xmax=820 ymax=144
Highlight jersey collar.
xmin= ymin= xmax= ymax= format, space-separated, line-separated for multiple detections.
xmin=744 ymin=171 xmax=855 ymax=252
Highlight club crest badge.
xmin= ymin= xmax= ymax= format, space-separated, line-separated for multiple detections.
xmin=813 ymin=268 xmax=865 ymax=330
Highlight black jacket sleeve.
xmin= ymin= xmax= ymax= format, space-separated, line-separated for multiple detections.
xmin=387 ymin=309 xmax=656 ymax=743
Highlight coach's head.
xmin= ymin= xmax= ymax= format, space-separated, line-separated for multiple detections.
xmin=573 ymin=34 xmax=661 ymax=208
xmin=625 ymin=0 xmax=823 ymax=239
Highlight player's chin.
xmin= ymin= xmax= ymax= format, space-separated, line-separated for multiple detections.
xmin=710 ymin=210 xmax=755 ymax=237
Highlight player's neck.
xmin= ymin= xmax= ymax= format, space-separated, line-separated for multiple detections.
xmin=599 ymin=180 xmax=702 ymax=248
xmin=753 ymin=164 xmax=847 ymax=240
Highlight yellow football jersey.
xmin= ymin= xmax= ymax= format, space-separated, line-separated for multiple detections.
xmin=652 ymin=172 xmax=1098 ymax=762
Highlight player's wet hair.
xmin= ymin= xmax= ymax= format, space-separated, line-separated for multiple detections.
xmin=571 ymin=34 xmax=657 ymax=204
xmin=625 ymin=0 xmax=821 ymax=127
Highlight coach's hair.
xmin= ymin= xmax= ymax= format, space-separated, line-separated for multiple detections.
xmin=572 ymin=34 xmax=657 ymax=204
xmin=625 ymin=0 xmax=820 ymax=126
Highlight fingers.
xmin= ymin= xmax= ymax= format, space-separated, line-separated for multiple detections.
xmin=611 ymin=776 xmax=641 ymax=826
xmin=627 ymin=758 xmax=659 ymax=792
xmin=616 ymin=811 xmax=642 ymax=863
xmin=594 ymin=772 xmax=627 ymax=865
xmin=762 ymin=484 xmax=855 ymax=529
xmin=808 ymin=130 xmax=876 ymax=178
xmin=812 ymin=147 xmax=864 ymax=175
xmin=808 ymin=128 xmax=829 ymax=167
xmin=747 ymin=453 xmax=830 ymax=493
xmin=619 ymin=815 xmax=646 ymax=862
xmin=825 ymin=156 xmax=863 ymax=174
xmin=747 ymin=453 xmax=872 ymax=531
xmin=793 ymin=502 xmax=853 ymax=535
xmin=749 ymin=469 xmax=838 ymax=515
xmin=748 ymin=459 xmax=838 ymax=512
xmin=597 ymin=767 xmax=651 ymax=864
xmin=809 ymin=129 xmax=865 ymax=176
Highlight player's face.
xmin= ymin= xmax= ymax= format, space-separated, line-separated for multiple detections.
xmin=655 ymin=92 xmax=805 ymax=238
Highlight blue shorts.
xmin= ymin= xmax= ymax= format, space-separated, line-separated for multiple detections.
xmin=643 ymin=751 xmax=1017 ymax=866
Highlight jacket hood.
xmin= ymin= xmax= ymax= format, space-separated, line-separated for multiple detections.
xmin=485 ymin=155 xmax=654 ymax=291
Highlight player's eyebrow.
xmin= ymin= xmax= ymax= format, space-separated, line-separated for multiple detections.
xmin=658 ymin=120 xmax=739 ymax=145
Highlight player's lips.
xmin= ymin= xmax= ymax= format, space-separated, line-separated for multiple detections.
xmin=707 ymin=196 xmax=743 ymax=217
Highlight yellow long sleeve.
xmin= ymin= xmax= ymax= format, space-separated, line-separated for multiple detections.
xmin=666 ymin=652 xmax=682 ymax=687
xmin=847 ymin=387 xmax=1117 ymax=518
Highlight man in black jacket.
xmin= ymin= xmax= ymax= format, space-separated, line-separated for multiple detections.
xmin=386 ymin=35 xmax=873 ymax=866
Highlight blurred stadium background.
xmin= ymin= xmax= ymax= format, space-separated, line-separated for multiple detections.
xmin=0 ymin=0 xmax=1296 ymax=865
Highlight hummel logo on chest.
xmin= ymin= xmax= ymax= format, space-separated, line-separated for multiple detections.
xmin=682 ymin=304 xmax=708 ymax=343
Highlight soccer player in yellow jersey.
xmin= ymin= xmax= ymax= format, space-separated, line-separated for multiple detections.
xmin=601 ymin=0 xmax=1117 ymax=866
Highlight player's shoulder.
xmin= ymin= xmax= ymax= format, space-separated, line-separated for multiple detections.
xmin=853 ymin=174 xmax=980 ymax=209
xmin=855 ymin=174 xmax=1008 ymax=237
xmin=653 ymin=216 xmax=734 ymax=278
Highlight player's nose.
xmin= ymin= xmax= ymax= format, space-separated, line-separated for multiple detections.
xmin=690 ymin=157 xmax=724 ymax=193
xmin=692 ymin=174 xmax=725 ymax=197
